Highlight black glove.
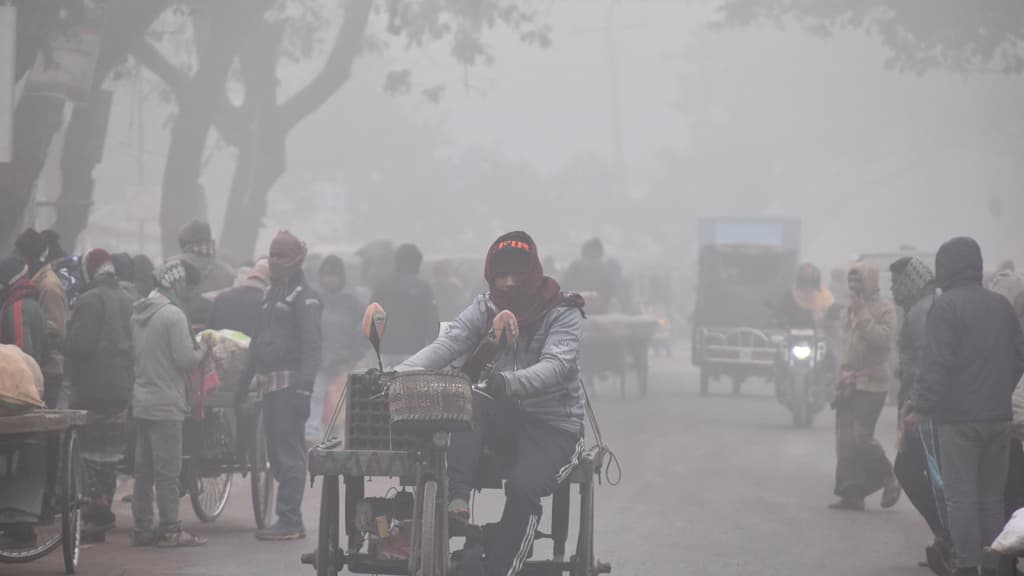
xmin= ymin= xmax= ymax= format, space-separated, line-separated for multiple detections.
xmin=476 ymin=373 xmax=508 ymax=400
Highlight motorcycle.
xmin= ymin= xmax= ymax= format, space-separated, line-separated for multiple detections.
xmin=774 ymin=328 xmax=832 ymax=428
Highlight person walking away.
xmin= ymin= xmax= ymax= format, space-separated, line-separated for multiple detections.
xmin=249 ymin=231 xmax=322 ymax=541
xmin=369 ymin=244 xmax=439 ymax=366
xmin=15 ymin=229 xmax=69 ymax=408
xmin=174 ymin=219 xmax=235 ymax=328
xmin=207 ymin=258 xmax=270 ymax=338
xmin=397 ymin=231 xmax=586 ymax=576
xmin=67 ymin=249 xmax=135 ymax=543
xmin=0 ymin=256 xmax=48 ymax=367
xmin=906 ymin=237 xmax=1024 ymax=576
xmin=831 ymin=261 xmax=901 ymax=511
xmin=130 ymin=260 xmax=207 ymax=547
xmin=889 ymin=257 xmax=952 ymax=574
xmin=310 ymin=255 xmax=365 ymax=441
xmin=563 ymin=237 xmax=616 ymax=313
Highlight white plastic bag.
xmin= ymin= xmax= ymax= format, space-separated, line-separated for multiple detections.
xmin=992 ymin=507 xmax=1024 ymax=555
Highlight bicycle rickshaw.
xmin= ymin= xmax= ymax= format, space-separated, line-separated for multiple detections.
xmin=303 ymin=306 xmax=612 ymax=576
xmin=119 ymin=330 xmax=274 ymax=529
xmin=0 ymin=409 xmax=87 ymax=574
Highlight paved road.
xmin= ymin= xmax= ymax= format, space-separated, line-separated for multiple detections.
xmin=9 ymin=352 xmax=933 ymax=576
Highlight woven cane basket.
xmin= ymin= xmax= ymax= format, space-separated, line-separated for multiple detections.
xmin=385 ymin=370 xmax=473 ymax=433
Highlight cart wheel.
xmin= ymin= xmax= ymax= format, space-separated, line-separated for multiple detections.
xmin=417 ymin=480 xmax=439 ymax=576
xmin=250 ymin=412 xmax=274 ymax=529
xmin=62 ymin=429 xmax=81 ymax=574
xmin=189 ymin=471 xmax=233 ymax=523
xmin=0 ymin=438 xmax=64 ymax=563
xmin=699 ymin=369 xmax=710 ymax=397
xmin=317 ymin=476 xmax=341 ymax=576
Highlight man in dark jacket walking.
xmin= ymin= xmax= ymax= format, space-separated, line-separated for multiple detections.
xmin=249 ymin=232 xmax=322 ymax=541
xmin=906 ymin=237 xmax=1024 ymax=576
xmin=889 ymin=256 xmax=951 ymax=574
xmin=370 ymin=244 xmax=439 ymax=365
xmin=67 ymin=249 xmax=135 ymax=542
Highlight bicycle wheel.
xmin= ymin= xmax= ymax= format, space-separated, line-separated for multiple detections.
xmin=417 ymin=480 xmax=438 ymax=576
xmin=189 ymin=470 xmax=233 ymax=523
xmin=0 ymin=436 xmax=64 ymax=564
xmin=249 ymin=411 xmax=273 ymax=529
xmin=62 ymin=429 xmax=81 ymax=574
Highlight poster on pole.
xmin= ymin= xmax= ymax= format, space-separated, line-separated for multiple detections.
xmin=0 ymin=6 xmax=15 ymax=163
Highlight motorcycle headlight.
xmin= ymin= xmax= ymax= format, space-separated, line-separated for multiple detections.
xmin=791 ymin=344 xmax=813 ymax=361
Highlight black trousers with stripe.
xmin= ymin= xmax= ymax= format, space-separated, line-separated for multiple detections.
xmin=448 ymin=394 xmax=583 ymax=576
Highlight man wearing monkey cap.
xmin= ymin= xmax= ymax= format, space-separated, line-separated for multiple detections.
xmin=398 ymin=231 xmax=585 ymax=576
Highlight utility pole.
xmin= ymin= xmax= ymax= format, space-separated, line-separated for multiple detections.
xmin=606 ymin=0 xmax=627 ymax=198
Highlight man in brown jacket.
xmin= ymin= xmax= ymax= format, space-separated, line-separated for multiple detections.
xmin=15 ymin=229 xmax=69 ymax=408
xmin=831 ymin=261 xmax=901 ymax=511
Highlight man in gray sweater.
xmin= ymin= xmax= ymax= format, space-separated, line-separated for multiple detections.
xmin=130 ymin=260 xmax=207 ymax=548
xmin=397 ymin=231 xmax=585 ymax=576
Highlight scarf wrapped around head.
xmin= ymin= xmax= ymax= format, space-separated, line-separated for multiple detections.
xmin=269 ymin=231 xmax=307 ymax=284
xmin=178 ymin=219 xmax=216 ymax=258
xmin=484 ymin=231 xmax=584 ymax=328
xmin=155 ymin=260 xmax=196 ymax=310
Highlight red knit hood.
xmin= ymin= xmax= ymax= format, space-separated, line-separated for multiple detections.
xmin=484 ymin=231 xmax=584 ymax=328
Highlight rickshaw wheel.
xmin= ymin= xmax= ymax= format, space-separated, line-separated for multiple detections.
xmin=62 ymin=430 xmax=81 ymax=574
xmin=316 ymin=475 xmax=341 ymax=576
xmin=699 ymin=369 xmax=711 ymax=397
xmin=189 ymin=471 xmax=233 ymax=522
xmin=250 ymin=411 xmax=274 ymax=530
xmin=0 ymin=436 xmax=64 ymax=563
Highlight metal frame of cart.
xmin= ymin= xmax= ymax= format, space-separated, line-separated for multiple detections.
xmin=0 ymin=409 xmax=87 ymax=574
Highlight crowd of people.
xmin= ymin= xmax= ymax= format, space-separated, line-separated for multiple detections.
xmin=3 ymin=217 xmax=1022 ymax=576
xmin=791 ymin=237 xmax=1024 ymax=576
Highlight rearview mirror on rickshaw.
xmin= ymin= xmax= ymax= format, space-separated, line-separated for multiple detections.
xmin=362 ymin=303 xmax=387 ymax=372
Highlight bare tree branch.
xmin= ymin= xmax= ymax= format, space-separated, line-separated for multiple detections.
xmin=132 ymin=40 xmax=191 ymax=101
xmin=278 ymin=0 xmax=374 ymax=130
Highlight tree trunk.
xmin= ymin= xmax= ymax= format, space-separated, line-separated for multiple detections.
xmin=52 ymin=90 xmax=113 ymax=251
xmin=157 ymin=0 xmax=259 ymax=257
xmin=0 ymin=95 xmax=67 ymax=254
xmin=218 ymin=0 xmax=374 ymax=260
xmin=51 ymin=0 xmax=166 ymax=252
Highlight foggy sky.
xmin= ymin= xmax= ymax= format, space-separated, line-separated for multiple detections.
xmin=57 ymin=0 xmax=1024 ymax=268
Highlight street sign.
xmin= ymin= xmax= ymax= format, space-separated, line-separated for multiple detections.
xmin=0 ymin=6 xmax=15 ymax=163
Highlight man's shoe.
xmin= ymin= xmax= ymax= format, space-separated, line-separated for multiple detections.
xmin=130 ymin=530 xmax=155 ymax=547
xmin=256 ymin=522 xmax=306 ymax=541
xmin=827 ymin=498 xmax=865 ymax=511
xmin=155 ymin=529 xmax=207 ymax=548
xmin=925 ymin=543 xmax=953 ymax=576
xmin=881 ymin=477 xmax=902 ymax=509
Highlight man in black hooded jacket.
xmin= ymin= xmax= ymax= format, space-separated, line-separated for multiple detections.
xmin=906 ymin=237 xmax=1024 ymax=576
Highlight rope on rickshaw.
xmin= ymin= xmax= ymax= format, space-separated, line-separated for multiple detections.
xmin=581 ymin=382 xmax=621 ymax=487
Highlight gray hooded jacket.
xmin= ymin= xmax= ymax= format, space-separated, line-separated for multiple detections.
xmin=397 ymin=294 xmax=585 ymax=436
xmin=131 ymin=292 xmax=203 ymax=421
